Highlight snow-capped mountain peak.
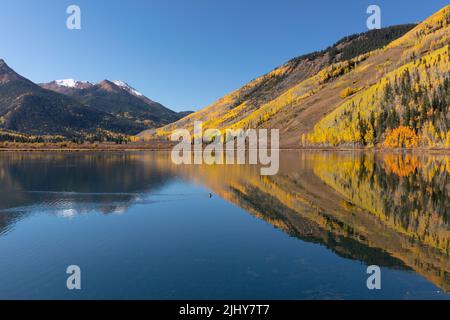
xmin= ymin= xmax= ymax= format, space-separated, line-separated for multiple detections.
xmin=113 ymin=80 xmax=143 ymax=97
xmin=55 ymin=79 xmax=92 ymax=88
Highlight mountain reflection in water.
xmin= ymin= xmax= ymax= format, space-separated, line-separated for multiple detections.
xmin=0 ymin=151 xmax=448 ymax=295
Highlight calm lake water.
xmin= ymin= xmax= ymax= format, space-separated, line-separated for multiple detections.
xmin=0 ymin=151 xmax=448 ymax=300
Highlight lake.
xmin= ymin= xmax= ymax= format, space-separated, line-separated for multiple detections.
xmin=0 ymin=151 xmax=448 ymax=299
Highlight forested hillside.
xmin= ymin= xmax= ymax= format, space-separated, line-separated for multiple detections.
xmin=144 ymin=23 xmax=417 ymax=143
xmin=307 ymin=45 xmax=450 ymax=147
xmin=307 ymin=7 xmax=450 ymax=148
xmin=148 ymin=5 xmax=450 ymax=149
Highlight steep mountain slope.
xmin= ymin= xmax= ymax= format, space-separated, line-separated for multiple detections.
xmin=177 ymin=110 xmax=194 ymax=118
xmin=145 ymin=24 xmax=416 ymax=144
xmin=41 ymin=79 xmax=181 ymax=127
xmin=307 ymin=5 xmax=450 ymax=147
xmin=0 ymin=60 xmax=143 ymax=137
xmin=148 ymin=6 xmax=450 ymax=149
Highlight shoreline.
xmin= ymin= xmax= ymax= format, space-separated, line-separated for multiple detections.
xmin=0 ymin=145 xmax=449 ymax=154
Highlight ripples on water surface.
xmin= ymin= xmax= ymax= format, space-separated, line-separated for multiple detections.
xmin=0 ymin=151 xmax=448 ymax=299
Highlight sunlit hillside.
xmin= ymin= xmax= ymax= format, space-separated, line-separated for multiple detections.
xmin=308 ymin=6 xmax=450 ymax=147
xmin=146 ymin=5 xmax=450 ymax=149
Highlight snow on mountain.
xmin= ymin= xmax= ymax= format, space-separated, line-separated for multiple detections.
xmin=113 ymin=80 xmax=143 ymax=97
xmin=45 ymin=78 xmax=148 ymax=100
xmin=55 ymin=79 xmax=92 ymax=88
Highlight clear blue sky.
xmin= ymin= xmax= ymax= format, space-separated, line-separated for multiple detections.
xmin=0 ymin=0 xmax=447 ymax=111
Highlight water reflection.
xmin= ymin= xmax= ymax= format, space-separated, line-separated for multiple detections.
xmin=0 ymin=152 xmax=175 ymax=220
xmin=0 ymin=151 xmax=448 ymax=293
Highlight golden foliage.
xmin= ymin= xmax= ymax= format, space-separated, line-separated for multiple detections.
xmin=129 ymin=136 xmax=140 ymax=143
xmin=312 ymin=152 xmax=449 ymax=253
xmin=307 ymin=44 xmax=450 ymax=148
xmin=383 ymin=126 xmax=419 ymax=148
xmin=383 ymin=154 xmax=420 ymax=177
xmin=446 ymin=131 xmax=450 ymax=147
xmin=339 ymin=87 xmax=358 ymax=99
xmin=419 ymin=121 xmax=441 ymax=147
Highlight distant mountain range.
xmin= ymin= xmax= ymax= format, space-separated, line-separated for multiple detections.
xmin=149 ymin=5 xmax=450 ymax=149
xmin=0 ymin=61 xmax=187 ymax=140
xmin=40 ymin=78 xmax=181 ymax=128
